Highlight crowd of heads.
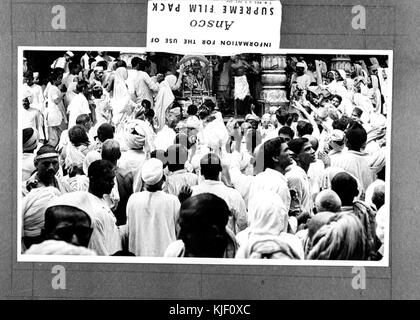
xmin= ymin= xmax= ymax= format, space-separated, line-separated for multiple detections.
xmin=21 ymin=52 xmax=389 ymax=262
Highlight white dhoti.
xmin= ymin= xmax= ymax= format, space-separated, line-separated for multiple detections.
xmin=234 ymin=75 xmax=250 ymax=100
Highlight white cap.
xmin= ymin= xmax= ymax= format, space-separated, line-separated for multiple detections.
xmin=66 ymin=51 xmax=74 ymax=58
xmin=141 ymin=158 xmax=164 ymax=186
xmin=296 ymin=62 xmax=305 ymax=68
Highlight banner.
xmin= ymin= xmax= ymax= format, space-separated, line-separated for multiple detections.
xmin=146 ymin=0 xmax=282 ymax=56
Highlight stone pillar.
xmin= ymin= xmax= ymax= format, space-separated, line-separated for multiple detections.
xmin=330 ymin=54 xmax=352 ymax=75
xmin=260 ymin=54 xmax=288 ymax=114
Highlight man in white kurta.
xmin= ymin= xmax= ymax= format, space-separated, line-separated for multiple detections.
xmin=67 ymin=82 xmax=91 ymax=128
xmin=126 ymin=158 xmax=180 ymax=257
xmin=191 ymin=153 xmax=247 ymax=234
xmin=331 ymin=122 xmax=374 ymax=194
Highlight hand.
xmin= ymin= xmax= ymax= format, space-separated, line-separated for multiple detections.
xmin=178 ymin=185 xmax=192 ymax=203
xmin=318 ymin=151 xmax=331 ymax=168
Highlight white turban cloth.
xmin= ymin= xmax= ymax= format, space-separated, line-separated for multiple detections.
xmin=141 ymin=158 xmax=164 ymax=186
xmin=25 ymin=240 xmax=97 ymax=255
xmin=23 ymin=186 xmax=61 ymax=237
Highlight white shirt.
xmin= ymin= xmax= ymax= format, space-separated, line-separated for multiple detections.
xmin=126 ymin=190 xmax=180 ymax=256
xmin=285 ymin=165 xmax=313 ymax=214
xmin=45 ymin=85 xmax=64 ymax=127
xmin=67 ymin=93 xmax=90 ymax=128
xmin=166 ymin=169 xmax=198 ymax=197
xmin=331 ymin=150 xmax=374 ymax=194
xmin=22 ymin=107 xmax=42 ymax=132
xmin=23 ymin=83 xmax=45 ymax=112
xmin=84 ymin=192 xmax=122 ymax=256
xmin=133 ymin=70 xmax=160 ymax=107
xmin=154 ymin=125 xmax=176 ymax=151
xmin=191 ymin=179 xmax=248 ymax=234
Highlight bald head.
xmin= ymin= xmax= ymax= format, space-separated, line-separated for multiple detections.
xmin=315 ymin=189 xmax=342 ymax=213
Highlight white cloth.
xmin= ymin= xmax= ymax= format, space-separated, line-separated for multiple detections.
xmin=25 ymin=240 xmax=97 ymax=255
xmin=111 ymin=67 xmax=136 ymax=125
xmin=22 ymin=107 xmax=42 ymax=136
xmin=133 ymin=70 xmax=160 ymax=107
xmin=67 ymin=93 xmax=90 ymax=128
xmin=154 ymin=76 xmax=176 ymax=131
xmin=365 ymin=179 xmax=385 ymax=207
xmin=154 ymin=125 xmax=176 ymax=151
xmin=22 ymin=153 xmax=36 ymax=181
xmin=23 ymin=83 xmax=45 ymax=112
xmin=191 ymin=180 xmax=248 ymax=234
xmin=126 ymin=190 xmax=180 ymax=256
xmin=45 ymin=85 xmax=64 ymax=127
xmin=81 ymin=191 xmax=122 ymax=255
xmin=22 ymin=186 xmax=61 ymax=237
xmin=234 ymin=75 xmax=250 ymax=100
xmin=166 ymin=169 xmax=198 ymax=196
xmin=331 ymin=150 xmax=374 ymax=194
xmin=285 ymin=165 xmax=313 ymax=214
xmin=249 ymin=168 xmax=291 ymax=213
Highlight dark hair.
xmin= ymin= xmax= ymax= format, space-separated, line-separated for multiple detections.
xmin=178 ymin=193 xmax=230 ymax=258
xmin=50 ymin=68 xmax=64 ymax=83
xmin=44 ymin=205 xmax=91 ymax=236
xmin=331 ymin=172 xmax=359 ymax=206
xmin=297 ymin=120 xmax=313 ymax=137
xmin=68 ymin=125 xmax=89 ymax=147
xmin=332 ymin=116 xmax=352 ymax=131
xmin=331 ymin=94 xmax=342 ymax=104
xmin=88 ymin=159 xmax=115 ymax=179
xmin=275 ymin=109 xmax=290 ymax=126
xmin=131 ymin=57 xmax=142 ymax=69
xmin=278 ymin=126 xmax=295 ymax=139
xmin=288 ymin=137 xmax=309 ymax=155
xmin=96 ymin=60 xmax=108 ymax=70
xmin=76 ymin=80 xmax=88 ymax=93
xmin=115 ymin=60 xmax=127 ymax=69
xmin=101 ymin=139 xmax=121 ymax=163
xmin=352 ymin=107 xmax=363 ymax=117
xmin=345 ymin=121 xmax=367 ymax=150
xmin=138 ymin=59 xmax=151 ymax=71
xmin=200 ymin=153 xmax=222 ymax=180
xmin=36 ymin=144 xmax=57 ymax=157
xmin=141 ymin=99 xmax=152 ymax=110
xmin=187 ymin=104 xmax=198 ymax=116
xmin=69 ymin=62 xmax=80 ymax=72
xmin=97 ymin=123 xmax=114 ymax=142
xmin=76 ymin=114 xmax=91 ymax=126
xmin=23 ymin=71 xmax=33 ymax=79
xmin=254 ymin=136 xmax=286 ymax=174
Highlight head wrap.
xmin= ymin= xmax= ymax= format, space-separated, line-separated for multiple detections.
xmin=245 ymin=113 xmax=260 ymax=123
xmin=34 ymin=147 xmax=59 ymax=161
xmin=23 ymin=128 xmax=38 ymax=153
xmin=326 ymin=129 xmax=345 ymax=153
xmin=141 ymin=158 xmax=164 ymax=186
xmin=24 ymin=239 xmax=96 ymax=255
xmin=82 ymin=150 xmax=101 ymax=176
xmin=186 ymin=116 xmax=201 ymax=130
xmin=23 ymin=186 xmax=61 ymax=237
xmin=248 ymin=191 xmax=288 ymax=236
xmin=124 ymin=121 xmax=147 ymax=150
xmin=65 ymin=51 xmax=74 ymax=58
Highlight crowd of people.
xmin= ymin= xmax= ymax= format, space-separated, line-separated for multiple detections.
xmin=21 ymin=50 xmax=389 ymax=261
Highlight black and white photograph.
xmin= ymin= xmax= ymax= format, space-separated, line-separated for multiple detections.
xmin=18 ymin=47 xmax=392 ymax=266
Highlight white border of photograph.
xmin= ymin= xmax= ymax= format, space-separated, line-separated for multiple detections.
xmin=17 ymin=46 xmax=393 ymax=267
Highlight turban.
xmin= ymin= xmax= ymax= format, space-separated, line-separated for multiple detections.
xmin=65 ymin=51 xmax=74 ymax=58
xmin=124 ymin=121 xmax=147 ymax=150
xmin=326 ymin=129 xmax=345 ymax=153
xmin=296 ymin=62 xmax=305 ymax=68
xmin=25 ymin=239 xmax=97 ymax=255
xmin=82 ymin=150 xmax=101 ymax=176
xmin=46 ymin=191 xmax=95 ymax=225
xmin=186 ymin=116 xmax=201 ymax=130
xmin=23 ymin=128 xmax=38 ymax=153
xmin=369 ymin=148 xmax=386 ymax=175
xmin=141 ymin=158 xmax=164 ymax=186
xmin=23 ymin=186 xmax=61 ymax=237
xmin=245 ymin=113 xmax=260 ymax=123
xmin=34 ymin=148 xmax=59 ymax=161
